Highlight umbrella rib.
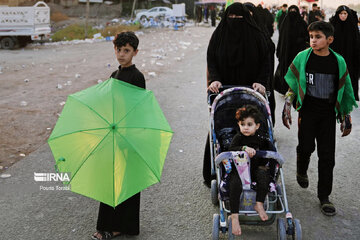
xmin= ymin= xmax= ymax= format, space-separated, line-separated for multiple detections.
xmin=70 ymin=95 xmax=111 ymax=126
xmin=69 ymin=129 xmax=111 ymax=185
xmin=116 ymin=126 xmax=173 ymax=133
xmin=114 ymin=93 xmax=151 ymax=126
xmin=112 ymin=87 xmax=115 ymax=207
xmin=49 ymin=127 xmax=109 ymax=141
xmin=117 ymin=132 xmax=161 ymax=182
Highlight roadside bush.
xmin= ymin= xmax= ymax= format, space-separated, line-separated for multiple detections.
xmin=51 ymin=24 xmax=98 ymax=41
xmin=51 ymin=23 xmax=141 ymax=42
xmin=100 ymin=24 xmax=141 ymax=37
xmin=51 ymin=12 xmax=69 ymax=22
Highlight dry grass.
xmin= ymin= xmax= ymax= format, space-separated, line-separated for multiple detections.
xmin=51 ymin=24 xmax=98 ymax=42
xmin=100 ymin=24 xmax=141 ymax=37
xmin=51 ymin=12 xmax=69 ymax=22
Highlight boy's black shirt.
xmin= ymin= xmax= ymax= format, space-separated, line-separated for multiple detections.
xmin=303 ymin=51 xmax=339 ymax=114
xmin=111 ymin=64 xmax=146 ymax=89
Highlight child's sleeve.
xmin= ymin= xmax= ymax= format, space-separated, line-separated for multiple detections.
xmin=229 ymin=134 xmax=245 ymax=151
xmin=260 ymin=137 xmax=276 ymax=151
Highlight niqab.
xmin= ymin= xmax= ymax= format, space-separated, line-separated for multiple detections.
xmin=207 ymin=3 xmax=269 ymax=87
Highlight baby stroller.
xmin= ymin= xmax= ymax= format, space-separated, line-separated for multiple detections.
xmin=207 ymin=86 xmax=302 ymax=240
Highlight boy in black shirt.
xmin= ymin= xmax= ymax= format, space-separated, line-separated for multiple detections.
xmin=92 ymin=31 xmax=145 ymax=240
xmin=282 ymin=21 xmax=357 ymax=216
xmin=110 ymin=31 xmax=145 ymax=89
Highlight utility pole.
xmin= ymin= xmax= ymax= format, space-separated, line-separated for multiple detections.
xmin=85 ymin=0 xmax=90 ymax=39
xmin=131 ymin=0 xmax=137 ymax=19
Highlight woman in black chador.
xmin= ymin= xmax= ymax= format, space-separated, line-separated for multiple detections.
xmin=244 ymin=2 xmax=276 ymax=125
xmin=330 ymin=5 xmax=360 ymax=100
xmin=274 ymin=5 xmax=308 ymax=95
xmin=203 ymin=2 xmax=270 ymax=187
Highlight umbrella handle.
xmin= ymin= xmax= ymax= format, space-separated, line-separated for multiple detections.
xmin=54 ymin=157 xmax=65 ymax=173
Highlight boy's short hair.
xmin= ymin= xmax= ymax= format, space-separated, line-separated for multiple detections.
xmin=235 ymin=105 xmax=261 ymax=124
xmin=312 ymin=3 xmax=317 ymax=7
xmin=282 ymin=4 xmax=287 ymax=8
xmin=113 ymin=31 xmax=139 ymax=50
xmin=307 ymin=21 xmax=334 ymax=38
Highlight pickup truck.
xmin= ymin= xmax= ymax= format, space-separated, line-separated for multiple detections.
xmin=0 ymin=1 xmax=51 ymax=49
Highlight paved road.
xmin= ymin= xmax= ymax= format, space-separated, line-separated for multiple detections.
xmin=0 ymin=27 xmax=359 ymax=240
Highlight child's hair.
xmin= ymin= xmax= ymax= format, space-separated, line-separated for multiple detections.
xmin=113 ymin=31 xmax=139 ymax=50
xmin=307 ymin=21 xmax=334 ymax=38
xmin=282 ymin=4 xmax=287 ymax=8
xmin=235 ymin=105 xmax=261 ymax=124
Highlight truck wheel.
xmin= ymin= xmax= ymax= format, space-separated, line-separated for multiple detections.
xmin=1 ymin=37 xmax=16 ymax=50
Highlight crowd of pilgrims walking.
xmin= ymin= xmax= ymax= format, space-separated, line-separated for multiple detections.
xmin=203 ymin=2 xmax=360 ymax=186
xmin=203 ymin=2 xmax=359 ymax=236
xmin=201 ymin=2 xmax=360 ymax=118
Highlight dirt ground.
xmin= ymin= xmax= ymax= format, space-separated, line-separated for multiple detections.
xmin=0 ymin=25 xmax=207 ymax=173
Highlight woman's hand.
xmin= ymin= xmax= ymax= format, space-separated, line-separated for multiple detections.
xmin=208 ymin=81 xmax=222 ymax=93
xmin=245 ymin=146 xmax=256 ymax=158
xmin=252 ymin=83 xmax=266 ymax=95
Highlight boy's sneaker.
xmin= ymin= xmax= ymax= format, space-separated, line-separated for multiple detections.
xmin=296 ymin=173 xmax=309 ymax=188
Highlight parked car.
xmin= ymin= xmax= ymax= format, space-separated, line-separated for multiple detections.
xmin=135 ymin=7 xmax=173 ymax=22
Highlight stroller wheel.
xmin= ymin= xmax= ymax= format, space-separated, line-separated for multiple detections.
xmin=227 ymin=216 xmax=234 ymax=240
xmin=293 ymin=218 xmax=302 ymax=240
xmin=212 ymin=214 xmax=220 ymax=240
xmin=277 ymin=218 xmax=286 ymax=240
xmin=211 ymin=180 xmax=218 ymax=205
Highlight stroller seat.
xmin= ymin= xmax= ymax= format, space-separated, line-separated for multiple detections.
xmin=218 ymin=151 xmax=281 ymax=213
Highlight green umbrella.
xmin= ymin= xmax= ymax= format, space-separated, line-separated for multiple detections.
xmin=48 ymin=78 xmax=173 ymax=207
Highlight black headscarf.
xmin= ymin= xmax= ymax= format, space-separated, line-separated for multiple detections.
xmin=243 ymin=2 xmax=276 ymax=123
xmin=274 ymin=5 xmax=309 ymax=94
xmin=207 ymin=3 xmax=269 ymax=87
xmin=330 ymin=5 xmax=360 ymax=100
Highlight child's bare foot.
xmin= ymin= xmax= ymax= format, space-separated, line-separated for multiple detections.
xmin=231 ymin=214 xmax=242 ymax=236
xmin=254 ymin=202 xmax=268 ymax=221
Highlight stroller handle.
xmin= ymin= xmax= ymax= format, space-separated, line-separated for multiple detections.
xmin=215 ymin=150 xmax=285 ymax=166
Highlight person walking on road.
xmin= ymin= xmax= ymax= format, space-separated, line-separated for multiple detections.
xmin=308 ymin=3 xmax=322 ymax=24
xmin=274 ymin=4 xmax=287 ymax=30
xmin=330 ymin=5 xmax=360 ymax=101
xmin=203 ymin=2 xmax=270 ymax=187
xmin=282 ymin=21 xmax=357 ymax=217
xmin=274 ymin=5 xmax=308 ymax=95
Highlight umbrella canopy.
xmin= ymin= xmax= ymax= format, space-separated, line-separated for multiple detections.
xmin=48 ymin=78 xmax=173 ymax=207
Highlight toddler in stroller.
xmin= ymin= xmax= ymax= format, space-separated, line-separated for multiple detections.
xmin=208 ymin=87 xmax=302 ymax=239
xmin=227 ymin=105 xmax=276 ymax=235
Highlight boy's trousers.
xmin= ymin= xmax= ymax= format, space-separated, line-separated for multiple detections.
xmin=296 ymin=107 xmax=336 ymax=201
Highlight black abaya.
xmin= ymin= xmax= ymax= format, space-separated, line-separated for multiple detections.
xmin=97 ymin=193 xmax=140 ymax=235
xmin=330 ymin=5 xmax=360 ymax=100
xmin=204 ymin=3 xmax=270 ymax=186
xmin=274 ymin=5 xmax=308 ymax=95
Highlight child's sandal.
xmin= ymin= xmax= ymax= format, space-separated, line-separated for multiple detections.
xmin=320 ymin=200 xmax=336 ymax=216
xmin=91 ymin=231 xmax=122 ymax=240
